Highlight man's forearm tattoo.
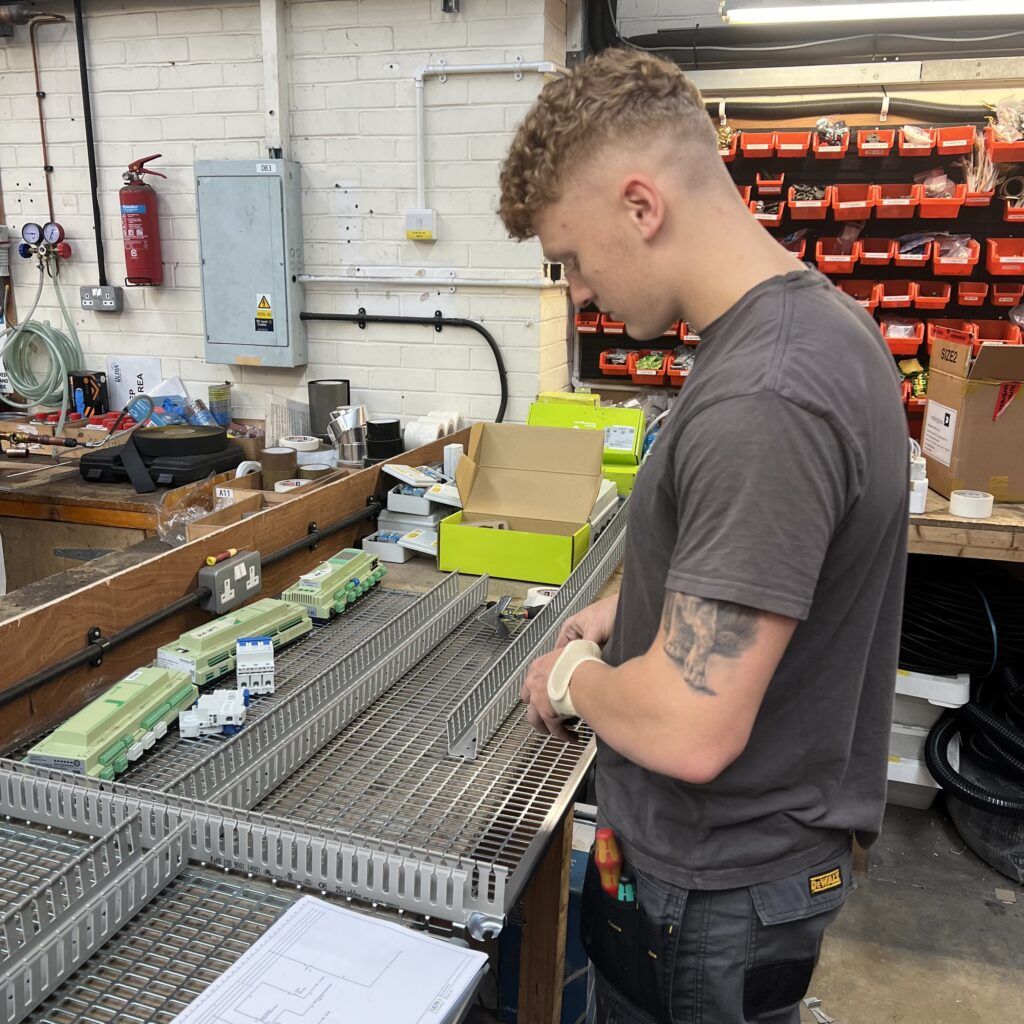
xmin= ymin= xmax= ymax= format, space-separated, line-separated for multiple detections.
xmin=661 ymin=593 xmax=760 ymax=696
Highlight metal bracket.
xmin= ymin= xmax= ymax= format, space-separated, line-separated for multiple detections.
xmin=86 ymin=626 xmax=110 ymax=667
xmin=307 ymin=521 xmax=319 ymax=549
xmin=356 ymin=306 xmax=367 ymax=329
xmin=514 ymin=55 xmax=524 ymax=81
xmin=880 ymin=94 xmax=891 ymax=122
xmin=466 ymin=912 xmax=504 ymax=941
xmin=437 ymin=56 xmax=447 ymax=84
xmin=434 ymin=310 xmax=444 ymax=333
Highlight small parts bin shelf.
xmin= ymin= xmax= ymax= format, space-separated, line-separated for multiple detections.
xmin=627 ymin=350 xmax=671 ymax=386
xmin=787 ymin=185 xmax=830 ymax=220
xmin=719 ymin=133 xmax=738 ymax=163
xmin=965 ymin=189 xmax=995 ymax=208
xmin=1002 ymin=200 xmax=1024 ymax=223
xmin=857 ymin=128 xmax=895 ymax=157
xmin=935 ymin=126 xmax=977 ymax=155
xmin=815 ymin=237 xmax=859 ymax=274
xmin=575 ymin=311 xmax=602 ymax=333
xmin=914 ymin=281 xmax=952 ymax=310
xmin=880 ymin=319 xmax=924 ymax=356
xmin=985 ymin=124 xmax=1024 ymax=163
xmin=875 ymin=184 xmax=922 ymax=219
xmin=832 ymin=184 xmax=874 ymax=221
xmin=880 ymin=280 xmax=917 ymax=309
xmin=894 ymin=239 xmax=931 ymax=268
xmin=750 ymin=199 xmax=785 ymax=227
xmin=741 ymin=131 xmax=775 ymax=157
xmin=756 ymin=171 xmax=785 ymax=195
xmin=957 ymin=282 xmax=989 ymax=306
xmin=898 ymin=127 xmax=935 ymax=156
xmin=933 ymin=238 xmax=980 ymax=276
xmin=776 ymin=130 xmax=811 ymax=157
xmin=992 ymin=283 xmax=1024 ymax=307
xmin=860 ymin=238 xmax=896 ymax=266
xmin=599 ymin=349 xmax=630 ymax=376
xmin=839 ymin=280 xmax=881 ymax=310
xmin=812 ymin=131 xmax=850 ymax=159
xmin=919 ymin=183 xmax=966 ymax=219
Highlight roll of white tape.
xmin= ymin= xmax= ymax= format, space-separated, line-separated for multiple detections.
xmin=235 ymin=460 xmax=262 ymax=478
xmin=274 ymin=478 xmax=309 ymax=493
xmin=429 ymin=409 xmax=463 ymax=434
xmin=949 ymin=489 xmax=994 ymax=519
xmin=403 ymin=419 xmax=444 ymax=450
xmin=280 ymin=435 xmax=320 ymax=452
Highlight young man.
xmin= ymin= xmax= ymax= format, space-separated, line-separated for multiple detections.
xmin=500 ymin=50 xmax=908 ymax=1024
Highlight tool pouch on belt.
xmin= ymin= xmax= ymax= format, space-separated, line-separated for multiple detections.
xmin=580 ymin=850 xmax=665 ymax=1021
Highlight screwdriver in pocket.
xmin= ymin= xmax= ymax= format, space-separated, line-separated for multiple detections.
xmin=595 ymin=827 xmax=623 ymax=896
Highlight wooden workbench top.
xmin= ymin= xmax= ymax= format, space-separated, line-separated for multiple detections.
xmin=909 ymin=489 xmax=1024 ymax=562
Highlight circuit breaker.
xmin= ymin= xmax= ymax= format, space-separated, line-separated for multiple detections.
xmin=195 ymin=160 xmax=307 ymax=367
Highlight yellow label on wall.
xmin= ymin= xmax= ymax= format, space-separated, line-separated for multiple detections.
xmin=406 ymin=229 xmax=434 ymax=241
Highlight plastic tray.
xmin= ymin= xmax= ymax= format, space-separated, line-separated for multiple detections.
xmin=575 ymin=311 xmax=602 ymax=333
xmin=737 ymin=184 xmax=752 ymax=204
xmin=991 ymin=283 xmax=1024 ymax=307
xmin=627 ymin=350 xmax=671 ymax=387
xmin=897 ymin=127 xmax=935 ymax=156
xmin=933 ymin=238 xmax=980 ymax=276
xmin=598 ymin=349 xmax=630 ymax=376
xmin=740 ymin=131 xmax=775 ymax=157
xmin=914 ymin=281 xmax=951 ymax=310
xmin=680 ymin=323 xmax=701 ymax=343
xmin=775 ymin=130 xmax=811 ymax=157
xmin=859 ymin=238 xmax=896 ymax=266
xmin=894 ymin=239 xmax=931 ymax=267
xmin=856 ymin=128 xmax=895 ymax=157
xmin=973 ymin=320 xmax=1022 ymax=349
xmin=964 ymin=189 xmax=995 ymax=208
xmin=812 ymin=132 xmax=849 ymax=159
xmin=749 ymin=199 xmax=785 ymax=227
xmin=719 ymin=133 xmax=738 ymax=163
xmin=1003 ymin=199 xmax=1024 ymax=222
xmin=787 ymin=185 xmax=830 ymax=220
xmin=755 ymin=170 xmax=785 ymax=195
xmin=919 ymin=183 xmax=967 ymax=219
xmin=935 ymin=125 xmax=977 ymax=155
xmin=881 ymin=319 xmax=924 ymax=356
xmin=957 ymin=282 xmax=989 ymax=306
xmin=815 ymin=237 xmax=859 ymax=274
xmin=838 ymin=279 xmax=881 ymax=310
xmin=880 ymin=280 xmax=917 ymax=309
xmin=832 ymin=183 xmax=875 ymax=221
xmin=874 ymin=183 xmax=922 ymax=219
xmin=779 ymin=236 xmax=807 ymax=260
xmin=601 ymin=315 xmax=626 ymax=335
xmin=986 ymin=237 xmax=1024 ymax=275
xmin=985 ymin=124 xmax=1024 ymax=163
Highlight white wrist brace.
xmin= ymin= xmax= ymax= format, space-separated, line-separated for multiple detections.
xmin=547 ymin=639 xmax=603 ymax=719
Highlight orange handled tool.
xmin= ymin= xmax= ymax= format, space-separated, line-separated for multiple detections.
xmin=594 ymin=827 xmax=623 ymax=896
xmin=205 ymin=548 xmax=238 ymax=566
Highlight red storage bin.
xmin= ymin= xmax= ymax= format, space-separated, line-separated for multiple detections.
xmin=749 ymin=199 xmax=785 ymax=227
xmin=667 ymin=348 xmax=696 ymax=387
xmin=992 ymin=283 xmax=1024 ymax=307
xmin=957 ymin=282 xmax=989 ymax=306
xmin=856 ymin=128 xmax=895 ymax=157
xmin=974 ymin=320 xmax=1023 ymax=347
xmin=575 ymin=311 xmax=602 ymax=333
xmin=787 ymin=185 xmax=831 ymax=220
xmin=780 ymin=236 xmax=807 ymax=260
xmin=815 ymin=237 xmax=859 ymax=274
xmin=601 ymin=315 xmax=626 ymax=335
xmin=756 ymin=171 xmax=785 ymax=195
xmin=838 ymin=280 xmax=881 ymax=310
xmin=914 ymin=281 xmax=951 ymax=310
xmin=680 ymin=323 xmax=701 ymax=343
xmin=812 ymin=132 xmax=850 ymax=159
xmin=985 ymin=124 xmax=1024 ymax=163
xmin=1003 ymin=199 xmax=1024 ymax=222
xmin=737 ymin=184 xmax=752 ymax=204
xmin=894 ymin=239 xmax=932 ymax=268
xmin=627 ymin=349 xmax=671 ymax=386
xmin=964 ymin=189 xmax=995 ymax=207
xmin=720 ymin=133 xmax=738 ymax=163
xmin=935 ymin=126 xmax=977 ymax=156
xmin=874 ymin=183 xmax=922 ymax=219
xmin=986 ymin=237 xmax=1024 ymax=275
xmin=880 ymin=319 xmax=924 ymax=356
xmin=919 ymin=183 xmax=966 ymax=219
xmin=880 ymin=280 xmax=917 ymax=309
xmin=933 ymin=238 xmax=980 ymax=276
xmin=598 ymin=349 xmax=630 ymax=376
xmin=775 ymin=130 xmax=811 ymax=157
xmin=831 ymin=183 xmax=875 ymax=221
xmin=741 ymin=131 xmax=776 ymax=157
xmin=926 ymin=320 xmax=977 ymax=355
xmin=859 ymin=238 xmax=896 ymax=266
xmin=663 ymin=321 xmax=681 ymax=337
xmin=898 ymin=127 xmax=935 ymax=156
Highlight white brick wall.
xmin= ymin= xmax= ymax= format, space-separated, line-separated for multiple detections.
xmin=1 ymin=0 xmax=570 ymax=425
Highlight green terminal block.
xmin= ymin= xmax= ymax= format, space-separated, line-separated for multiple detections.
xmin=281 ymin=548 xmax=386 ymax=622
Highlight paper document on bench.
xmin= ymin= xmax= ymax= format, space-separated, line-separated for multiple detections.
xmin=172 ymin=895 xmax=488 ymax=1024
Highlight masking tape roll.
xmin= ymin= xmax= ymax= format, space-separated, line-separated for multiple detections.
xmin=280 ymin=434 xmax=320 ymax=452
xmin=949 ymin=489 xmax=994 ymax=519
xmin=429 ymin=409 xmax=463 ymax=435
xmin=274 ymin=478 xmax=310 ymax=493
xmin=404 ymin=419 xmax=445 ymax=450
xmin=235 ymin=460 xmax=262 ymax=478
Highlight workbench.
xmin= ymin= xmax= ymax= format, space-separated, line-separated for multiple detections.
xmin=909 ymin=489 xmax=1024 ymax=563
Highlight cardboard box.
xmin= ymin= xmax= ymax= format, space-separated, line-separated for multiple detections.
xmin=526 ymin=401 xmax=645 ymax=466
xmin=213 ymin=467 xmax=349 ymax=505
xmin=186 ymin=490 xmax=263 ymax=540
xmin=438 ymin=422 xmax=603 ymax=584
xmin=922 ymin=341 xmax=1024 ymax=500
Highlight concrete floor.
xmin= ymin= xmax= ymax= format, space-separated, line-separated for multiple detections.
xmin=803 ymin=801 xmax=1024 ymax=1024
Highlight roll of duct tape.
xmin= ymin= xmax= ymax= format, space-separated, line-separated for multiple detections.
xmin=404 ymin=419 xmax=445 ymax=450
xmin=235 ymin=460 xmax=262 ymax=478
xmin=275 ymin=478 xmax=309 ymax=493
xmin=299 ymin=463 xmax=332 ymax=480
xmin=949 ymin=489 xmax=994 ymax=519
xmin=261 ymin=447 xmax=297 ymax=490
xmin=133 ymin=425 xmax=227 ymax=457
xmin=367 ymin=418 xmax=402 ymax=442
xmin=280 ymin=435 xmax=320 ymax=452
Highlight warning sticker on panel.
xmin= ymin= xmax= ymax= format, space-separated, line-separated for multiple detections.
xmin=922 ymin=400 xmax=958 ymax=467
xmin=604 ymin=425 xmax=637 ymax=452
xmin=255 ymin=293 xmax=274 ymax=332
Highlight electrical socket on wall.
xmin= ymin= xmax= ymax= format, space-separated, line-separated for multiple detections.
xmin=80 ymin=284 xmax=124 ymax=313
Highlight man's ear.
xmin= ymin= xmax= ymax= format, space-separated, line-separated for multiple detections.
xmin=620 ymin=174 xmax=664 ymax=242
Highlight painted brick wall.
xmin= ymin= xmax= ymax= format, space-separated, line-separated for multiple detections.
xmin=0 ymin=0 xmax=569 ymax=424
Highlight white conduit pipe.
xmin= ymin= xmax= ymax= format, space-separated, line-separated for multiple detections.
xmin=300 ymin=273 xmax=562 ymax=289
xmin=414 ymin=59 xmax=559 ymax=209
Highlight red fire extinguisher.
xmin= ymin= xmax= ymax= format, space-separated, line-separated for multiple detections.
xmin=120 ymin=154 xmax=166 ymax=286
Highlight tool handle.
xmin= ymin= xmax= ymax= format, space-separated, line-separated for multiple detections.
xmin=594 ymin=827 xmax=623 ymax=897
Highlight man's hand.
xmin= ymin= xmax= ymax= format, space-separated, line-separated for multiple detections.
xmin=521 ymin=647 xmax=578 ymax=742
xmin=555 ymin=594 xmax=619 ymax=649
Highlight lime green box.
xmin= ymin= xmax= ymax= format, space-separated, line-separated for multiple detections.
xmin=526 ymin=402 xmax=645 ymax=466
xmin=438 ymin=422 xmax=604 ymax=585
xmin=603 ymin=462 xmax=640 ymax=495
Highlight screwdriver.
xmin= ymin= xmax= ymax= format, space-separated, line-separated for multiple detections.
xmin=594 ymin=827 xmax=623 ymax=896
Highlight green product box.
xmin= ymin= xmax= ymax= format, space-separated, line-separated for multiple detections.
xmin=438 ymin=422 xmax=603 ymax=585
xmin=603 ymin=462 xmax=640 ymax=495
xmin=535 ymin=390 xmax=600 ymax=408
xmin=526 ymin=401 xmax=645 ymax=466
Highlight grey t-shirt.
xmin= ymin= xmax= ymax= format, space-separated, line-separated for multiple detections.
xmin=598 ymin=268 xmax=908 ymax=890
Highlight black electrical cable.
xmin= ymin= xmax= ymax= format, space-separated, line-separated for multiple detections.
xmin=702 ymin=97 xmax=992 ymax=122
xmin=72 ymin=0 xmax=107 ymax=288
xmin=300 ymin=310 xmax=508 ymax=423
xmin=0 ymin=502 xmax=380 ymax=708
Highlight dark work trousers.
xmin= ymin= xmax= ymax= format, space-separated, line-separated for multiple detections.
xmin=583 ymin=842 xmax=852 ymax=1024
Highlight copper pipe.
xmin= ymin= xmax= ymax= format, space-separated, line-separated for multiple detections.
xmin=29 ymin=13 xmax=67 ymax=225
xmin=0 ymin=5 xmax=35 ymax=28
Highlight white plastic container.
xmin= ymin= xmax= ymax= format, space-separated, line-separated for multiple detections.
xmin=361 ymin=530 xmax=414 ymax=564
xmin=888 ymin=722 xmax=930 ymax=761
xmin=892 ymin=668 xmax=971 ymax=730
xmin=387 ymin=483 xmax=441 ymax=517
xmin=886 ymin=737 xmax=960 ymax=810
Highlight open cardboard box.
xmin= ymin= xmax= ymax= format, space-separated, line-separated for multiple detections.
xmin=438 ymin=422 xmax=603 ymax=584
xmin=922 ymin=341 xmax=1024 ymax=501
xmin=213 ymin=467 xmax=350 ymax=505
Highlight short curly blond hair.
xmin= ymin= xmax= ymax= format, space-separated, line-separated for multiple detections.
xmin=499 ymin=49 xmax=715 ymax=240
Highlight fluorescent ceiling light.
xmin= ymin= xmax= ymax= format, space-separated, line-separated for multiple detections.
xmin=724 ymin=1 xmax=1024 ymax=24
